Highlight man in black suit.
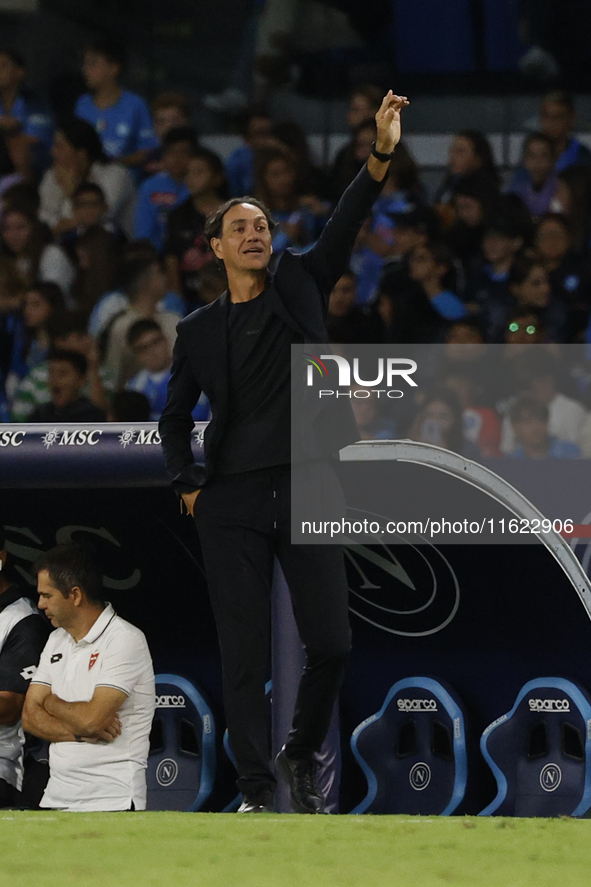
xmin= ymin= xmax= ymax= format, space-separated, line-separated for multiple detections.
xmin=159 ymin=92 xmax=409 ymax=814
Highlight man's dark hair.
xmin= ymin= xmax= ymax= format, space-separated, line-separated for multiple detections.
xmin=161 ymin=126 xmax=198 ymax=151
xmin=84 ymin=37 xmax=126 ymax=70
xmin=109 ymin=390 xmax=151 ymax=422
xmin=72 ymin=182 xmax=106 ymax=203
xmin=0 ymin=522 xmax=5 ymax=551
xmin=34 ymin=543 xmax=104 ymax=604
xmin=126 ymin=317 xmax=162 ymax=348
xmin=204 ymin=197 xmax=276 ymax=243
xmin=49 ymin=348 xmax=87 ymax=377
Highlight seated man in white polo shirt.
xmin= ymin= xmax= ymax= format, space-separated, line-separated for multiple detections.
xmin=22 ymin=543 xmax=155 ymax=812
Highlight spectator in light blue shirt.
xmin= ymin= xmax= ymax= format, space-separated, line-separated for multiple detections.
xmin=125 ymin=317 xmax=209 ymax=421
xmin=133 ymin=127 xmax=196 ymax=251
xmin=75 ymin=37 xmax=158 ymax=177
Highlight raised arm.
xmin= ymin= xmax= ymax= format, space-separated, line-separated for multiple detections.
xmin=300 ymin=91 xmax=410 ymax=297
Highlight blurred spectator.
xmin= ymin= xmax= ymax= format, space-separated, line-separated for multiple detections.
xmin=408 ymin=241 xmax=467 ymax=322
xmin=507 ymin=133 xmax=558 ymax=220
xmin=103 ymin=257 xmax=181 ymax=387
xmin=350 ymin=385 xmax=397 ymax=441
xmin=539 ymin=91 xmax=591 ymax=172
xmin=434 ymin=130 xmax=499 ymax=210
xmin=441 ymin=367 xmax=501 ymax=457
xmin=10 ymin=282 xmax=65 ymax=384
xmin=0 ymin=258 xmax=26 ymax=394
xmin=145 ymin=92 xmax=192 ymax=176
xmin=500 ymin=349 xmax=587 ymax=453
xmin=330 ymin=117 xmax=376 ymax=200
xmin=255 ymin=146 xmax=322 ymax=254
xmin=466 ymin=217 xmax=524 ymax=340
xmin=0 ymin=207 xmax=75 ymax=301
xmin=68 ymin=222 xmax=120 ymax=320
xmin=125 ymin=318 xmax=210 ymax=422
xmin=107 ymin=389 xmax=151 ymax=422
xmin=552 ymin=165 xmax=591 ymax=255
xmin=163 ymin=146 xmax=226 ymax=307
xmin=271 ymin=120 xmax=330 ymax=201
xmin=0 ymin=48 xmax=53 ymax=177
xmin=409 ymin=386 xmax=479 ymax=457
xmin=88 ymin=240 xmax=184 ymax=342
xmin=133 ymin=126 xmax=197 ymax=251
xmin=10 ymin=310 xmax=110 ymax=421
xmin=447 ymin=176 xmax=500 ymax=279
xmin=38 ymin=118 xmax=136 ymax=238
xmin=225 ymin=108 xmax=273 ymax=196
xmin=75 ymin=38 xmax=158 ymax=175
xmin=124 ymin=319 xmax=173 ymax=421
xmin=327 ymin=271 xmax=381 ymax=343
xmin=509 ymin=396 xmax=580 ymax=459
xmin=506 ymin=255 xmax=567 ymax=343
xmin=534 ymin=213 xmax=591 ymax=340
xmin=0 ymin=131 xmax=22 ymax=201
xmin=329 ymin=84 xmax=381 ymax=199
xmin=466 ymin=217 xmax=523 ymax=302
xmin=28 ymin=349 xmax=106 ymax=422
xmin=378 ymin=204 xmax=434 ymax=299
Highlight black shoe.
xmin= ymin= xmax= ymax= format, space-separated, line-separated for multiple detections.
xmin=275 ymin=747 xmax=325 ymax=814
xmin=237 ymin=789 xmax=275 ymax=813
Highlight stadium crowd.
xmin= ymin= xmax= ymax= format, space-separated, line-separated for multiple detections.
xmin=1 ymin=39 xmax=591 ymax=459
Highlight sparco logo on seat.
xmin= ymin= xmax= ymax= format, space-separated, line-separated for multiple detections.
xmin=528 ymin=698 xmax=570 ymax=712
xmin=397 ymin=698 xmax=438 ymax=712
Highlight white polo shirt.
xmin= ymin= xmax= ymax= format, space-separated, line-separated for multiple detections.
xmin=32 ymin=604 xmax=155 ymax=812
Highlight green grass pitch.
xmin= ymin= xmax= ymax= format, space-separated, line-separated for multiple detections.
xmin=1 ymin=812 xmax=590 ymax=887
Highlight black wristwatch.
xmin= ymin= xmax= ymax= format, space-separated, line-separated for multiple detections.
xmin=371 ymin=141 xmax=396 ymax=162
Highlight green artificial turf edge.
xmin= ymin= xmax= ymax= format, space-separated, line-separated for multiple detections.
xmin=1 ymin=812 xmax=590 ymax=887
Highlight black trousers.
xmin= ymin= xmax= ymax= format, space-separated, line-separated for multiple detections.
xmin=194 ymin=464 xmax=351 ymax=797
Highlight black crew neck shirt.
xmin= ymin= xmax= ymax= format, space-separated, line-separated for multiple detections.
xmin=214 ymin=289 xmax=303 ymax=475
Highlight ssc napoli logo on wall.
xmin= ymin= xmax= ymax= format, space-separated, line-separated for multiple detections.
xmin=344 ymin=522 xmax=460 ymax=637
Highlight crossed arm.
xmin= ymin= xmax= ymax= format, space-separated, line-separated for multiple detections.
xmin=22 ymin=683 xmax=126 ymax=744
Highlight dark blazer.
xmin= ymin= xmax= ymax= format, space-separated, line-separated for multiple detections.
xmin=159 ymin=165 xmax=384 ymax=494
